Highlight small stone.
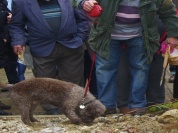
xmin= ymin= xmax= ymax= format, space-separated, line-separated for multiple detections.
xmin=40 ymin=128 xmax=53 ymax=133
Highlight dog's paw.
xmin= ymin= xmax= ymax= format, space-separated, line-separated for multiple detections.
xmin=71 ymin=118 xmax=82 ymax=125
xmin=31 ymin=122 xmax=44 ymax=128
xmin=30 ymin=118 xmax=39 ymax=122
xmin=23 ymin=122 xmax=33 ymax=126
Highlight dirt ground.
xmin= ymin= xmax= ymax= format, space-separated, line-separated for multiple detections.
xmin=0 ymin=111 xmax=178 ymax=133
xmin=0 ymin=68 xmax=178 ymax=133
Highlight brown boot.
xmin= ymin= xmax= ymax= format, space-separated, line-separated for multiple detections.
xmin=119 ymin=107 xmax=145 ymax=115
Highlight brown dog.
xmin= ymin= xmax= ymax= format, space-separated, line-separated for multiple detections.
xmin=3 ymin=78 xmax=106 ymax=126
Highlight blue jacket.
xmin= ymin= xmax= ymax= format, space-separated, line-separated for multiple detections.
xmin=9 ymin=0 xmax=89 ymax=57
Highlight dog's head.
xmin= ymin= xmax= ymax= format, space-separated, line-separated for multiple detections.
xmin=76 ymin=99 xmax=106 ymax=123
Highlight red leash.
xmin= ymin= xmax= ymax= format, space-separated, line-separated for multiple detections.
xmin=160 ymin=32 xmax=167 ymax=43
xmin=83 ymin=52 xmax=96 ymax=98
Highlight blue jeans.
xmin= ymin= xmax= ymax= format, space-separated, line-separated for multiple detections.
xmin=117 ymin=51 xmax=165 ymax=108
xmin=17 ymin=61 xmax=26 ymax=81
xmin=95 ymin=37 xmax=150 ymax=109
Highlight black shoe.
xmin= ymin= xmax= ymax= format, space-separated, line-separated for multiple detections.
xmin=0 ymin=109 xmax=12 ymax=115
xmin=0 ymin=102 xmax=11 ymax=110
xmin=103 ymin=108 xmax=117 ymax=116
xmin=1 ymin=84 xmax=13 ymax=92
xmin=1 ymin=87 xmax=9 ymax=92
xmin=119 ymin=107 xmax=145 ymax=115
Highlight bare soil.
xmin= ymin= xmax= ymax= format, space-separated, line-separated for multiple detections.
xmin=0 ymin=113 xmax=178 ymax=133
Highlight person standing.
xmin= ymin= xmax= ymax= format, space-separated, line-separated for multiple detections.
xmin=1 ymin=0 xmax=19 ymax=92
xmin=9 ymin=0 xmax=89 ymax=115
xmin=0 ymin=0 xmax=13 ymax=115
xmin=73 ymin=0 xmax=178 ymax=115
xmin=117 ymin=17 xmax=168 ymax=108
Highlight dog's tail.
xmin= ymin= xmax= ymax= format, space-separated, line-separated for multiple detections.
xmin=0 ymin=82 xmax=14 ymax=91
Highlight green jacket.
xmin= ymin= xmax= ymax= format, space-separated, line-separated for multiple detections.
xmin=72 ymin=0 xmax=178 ymax=62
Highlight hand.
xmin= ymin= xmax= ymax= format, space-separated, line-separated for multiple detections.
xmin=13 ymin=45 xmax=26 ymax=55
xmin=165 ymin=37 xmax=178 ymax=48
xmin=83 ymin=0 xmax=98 ymax=12
xmin=7 ymin=12 xmax=12 ymax=23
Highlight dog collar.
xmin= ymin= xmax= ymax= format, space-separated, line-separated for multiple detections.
xmin=79 ymin=99 xmax=95 ymax=109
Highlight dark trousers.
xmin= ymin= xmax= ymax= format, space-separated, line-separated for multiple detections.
xmin=1 ymin=41 xmax=19 ymax=84
xmin=33 ymin=43 xmax=84 ymax=111
xmin=4 ymin=42 xmax=19 ymax=84
xmin=173 ymin=66 xmax=178 ymax=98
xmin=33 ymin=43 xmax=84 ymax=86
xmin=146 ymin=54 xmax=165 ymax=104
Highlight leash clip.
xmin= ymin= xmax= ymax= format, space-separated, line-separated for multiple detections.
xmin=79 ymin=98 xmax=85 ymax=109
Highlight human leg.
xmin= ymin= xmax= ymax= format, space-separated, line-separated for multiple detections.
xmin=117 ymin=48 xmax=130 ymax=108
xmin=3 ymin=42 xmax=19 ymax=84
xmin=95 ymin=39 xmax=121 ymax=110
xmin=17 ymin=60 xmax=26 ymax=81
xmin=146 ymin=54 xmax=165 ymax=105
xmin=33 ymin=56 xmax=57 ymax=79
xmin=33 ymin=43 xmax=84 ymax=114
xmin=117 ymin=50 xmax=165 ymax=111
xmin=56 ymin=44 xmax=84 ymax=87
xmin=1 ymin=41 xmax=19 ymax=93
xmin=33 ymin=46 xmax=60 ymax=114
xmin=126 ymin=37 xmax=150 ymax=109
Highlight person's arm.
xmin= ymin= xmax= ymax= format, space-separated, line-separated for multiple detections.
xmin=8 ymin=0 xmax=26 ymax=55
xmin=158 ymin=0 xmax=178 ymax=46
xmin=74 ymin=8 xmax=89 ymax=42
xmin=164 ymin=0 xmax=178 ymax=47
xmin=71 ymin=0 xmax=97 ymax=12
